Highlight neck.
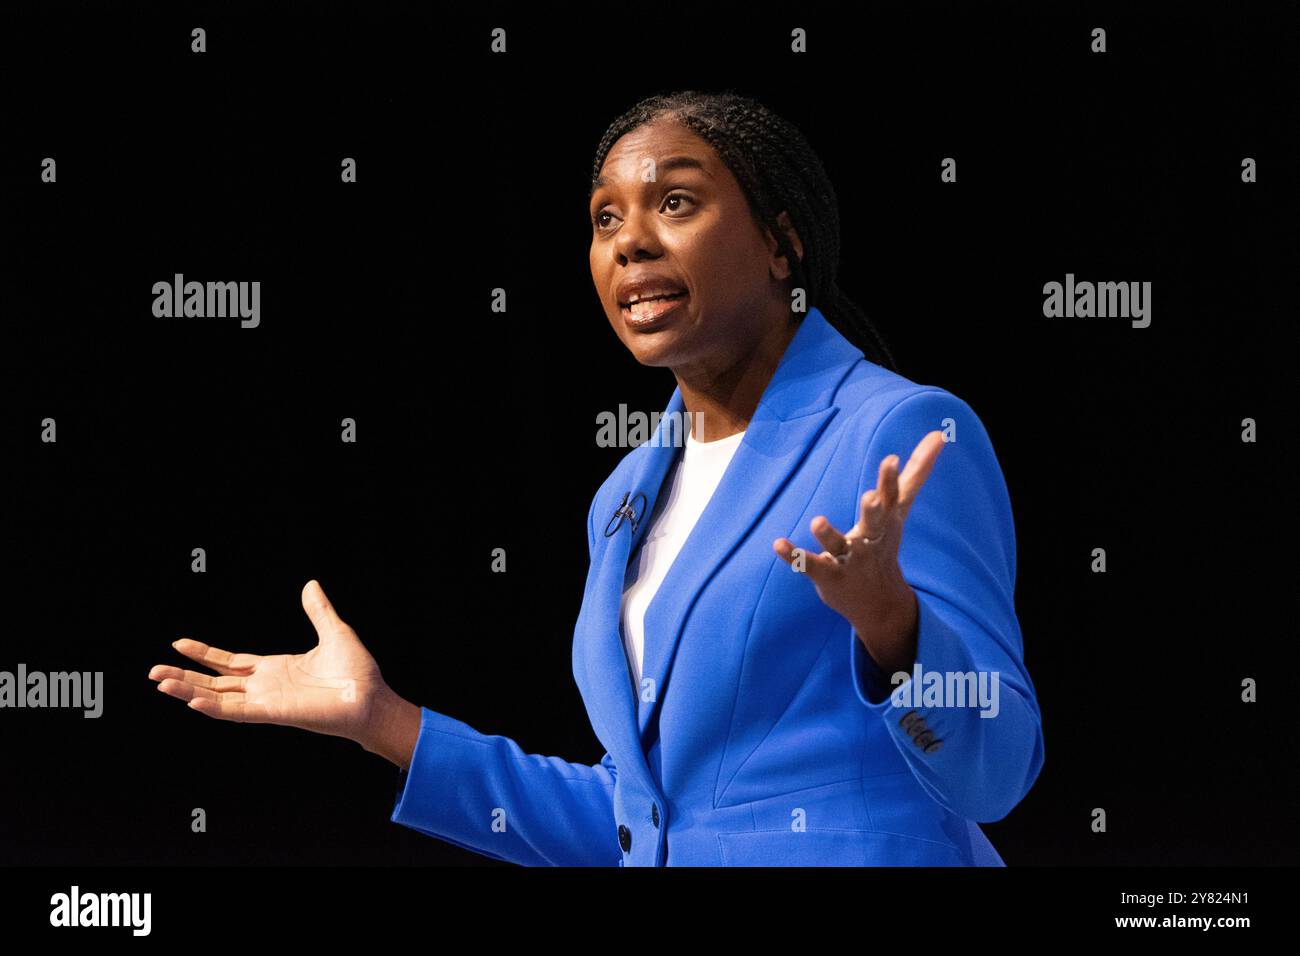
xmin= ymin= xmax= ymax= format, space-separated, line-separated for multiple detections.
xmin=672 ymin=307 xmax=800 ymax=442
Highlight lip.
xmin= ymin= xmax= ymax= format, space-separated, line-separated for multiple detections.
xmin=620 ymin=291 xmax=689 ymax=331
xmin=616 ymin=273 xmax=688 ymax=308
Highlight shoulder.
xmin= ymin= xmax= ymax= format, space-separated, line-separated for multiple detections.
xmin=831 ymin=362 xmax=1016 ymax=561
xmin=832 ymin=360 xmax=991 ymax=453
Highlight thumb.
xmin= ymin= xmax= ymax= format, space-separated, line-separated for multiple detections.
xmin=302 ymin=579 xmax=344 ymax=639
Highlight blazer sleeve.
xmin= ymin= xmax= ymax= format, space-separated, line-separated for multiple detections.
xmin=389 ymin=712 xmax=620 ymax=866
xmin=386 ymin=489 xmax=621 ymax=866
xmin=847 ymin=388 xmax=1045 ymax=823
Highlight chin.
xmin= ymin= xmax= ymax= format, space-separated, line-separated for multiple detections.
xmin=617 ymin=315 xmax=705 ymax=368
xmin=625 ymin=347 xmax=676 ymax=368
xmin=607 ymin=320 xmax=675 ymax=365
xmin=622 ymin=333 xmax=690 ymax=368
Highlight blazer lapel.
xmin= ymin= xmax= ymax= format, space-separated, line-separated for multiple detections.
xmin=636 ymin=307 xmax=864 ymax=739
xmin=573 ymin=397 xmax=686 ymax=791
xmin=574 ymin=307 xmax=866 ymax=778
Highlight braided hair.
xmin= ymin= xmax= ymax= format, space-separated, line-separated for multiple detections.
xmin=588 ymin=90 xmax=899 ymax=373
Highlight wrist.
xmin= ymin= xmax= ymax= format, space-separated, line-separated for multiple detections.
xmin=852 ymin=586 xmax=919 ymax=677
xmin=359 ymin=684 xmax=422 ymax=770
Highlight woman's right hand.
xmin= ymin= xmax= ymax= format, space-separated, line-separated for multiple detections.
xmin=148 ymin=580 xmax=388 ymax=745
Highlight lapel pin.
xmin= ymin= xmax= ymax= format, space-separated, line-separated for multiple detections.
xmin=604 ymin=491 xmax=648 ymax=537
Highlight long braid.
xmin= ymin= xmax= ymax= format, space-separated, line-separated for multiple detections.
xmin=589 ymin=90 xmax=900 ymax=374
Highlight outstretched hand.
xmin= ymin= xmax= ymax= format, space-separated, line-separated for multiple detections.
xmin=147 ymin=580 xmax=386 ymax=743
xmin=773 ymin=430 xmax=947 ymax=675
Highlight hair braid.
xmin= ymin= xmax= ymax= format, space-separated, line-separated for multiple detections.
xmin=589 ymin=90 xmax=900 ymax=373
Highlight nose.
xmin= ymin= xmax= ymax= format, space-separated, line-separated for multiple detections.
xmin=612 ymin=207 xmax=663 ymax=264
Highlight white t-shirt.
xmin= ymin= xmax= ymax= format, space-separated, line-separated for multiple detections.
xmin=619 ymin=427 xmax=746 ymax=689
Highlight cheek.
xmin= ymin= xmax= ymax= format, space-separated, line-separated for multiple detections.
xmin=590 ymin=253 xmax=616 ymax=311
xmin=673 ymin=217 xmax=768 ymax=299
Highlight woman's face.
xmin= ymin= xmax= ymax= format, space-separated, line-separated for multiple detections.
xmin=589 ymin=117 xmax=798 ymax=371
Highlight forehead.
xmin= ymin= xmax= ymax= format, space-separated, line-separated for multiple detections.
xmin=593 ymin=118 xmax=720 ymax=189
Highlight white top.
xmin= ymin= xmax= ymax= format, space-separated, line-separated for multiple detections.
xmin=619 ymin=427 xmax=746 ymax=690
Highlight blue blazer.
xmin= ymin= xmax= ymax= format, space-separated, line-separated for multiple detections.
xmin=391 ymin=306 xmax=1044 ymax=865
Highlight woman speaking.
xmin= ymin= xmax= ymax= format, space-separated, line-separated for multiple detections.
xmin=148 ymin=91 xmax=1044 ymax=866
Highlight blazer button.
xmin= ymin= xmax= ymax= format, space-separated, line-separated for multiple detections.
xmin=915 ymin=730 xmax=935 ymax=748
xmin=924 ymin=738 xmax=944 ymax=754
xmin=618 ymin=824 xmax=632 ymax=852
xmin=651 ymin=804 xmax=660 ymax=828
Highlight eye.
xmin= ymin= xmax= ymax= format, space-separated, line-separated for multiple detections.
xmin=591 ymin=192 xmax=696 ymax=233
xmin=662 ymin=192 xmax=695 ymax=215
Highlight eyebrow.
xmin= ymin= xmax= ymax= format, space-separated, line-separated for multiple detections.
xmin=590 ymin=155 xmax=712 ymax=198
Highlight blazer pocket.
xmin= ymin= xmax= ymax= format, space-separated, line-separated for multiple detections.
xmin=716 ymin=827 xmax=967 ymax=867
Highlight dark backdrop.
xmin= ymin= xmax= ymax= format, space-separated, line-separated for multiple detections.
xmin=0 ymin=1 xmax=1295 ymax=867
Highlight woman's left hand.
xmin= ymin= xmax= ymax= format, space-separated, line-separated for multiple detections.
xmin=773 ymin=430 xmax=947 ymax=677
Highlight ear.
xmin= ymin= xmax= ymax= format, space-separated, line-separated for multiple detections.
xmin=767 ymin=210 xmax=804 ymax=281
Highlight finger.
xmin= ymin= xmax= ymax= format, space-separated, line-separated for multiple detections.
xmin=898 ymin=431 xmax=946 ymax=509
xmin=773 ymin=537 xmax=800 ymax=565
xmin=155 ymin=677 xmax=223 ymax=704
xmin=186 ymin=692 xmax=252 ymax=722
xmin=302 ymin=579 xmax=343 ymax=636
xmin=156 ymin=677 xmax=251 ymax=722
xmin=155 ymin=676 xmax=253 ymax=722
xmin=148 ymin=664 xmax=246 ymax=693
xmin=876 ymin=454 xmax=901 ymax=511
xmin=773 ymin=537 xmax=842 ymax=583
xmin=810 ymin=516 xmax=847 ymax=556
xmin=171 ymin=638 xmax=257 ymax=676
xmin=857 ymin=487 xmax=888 ymax=538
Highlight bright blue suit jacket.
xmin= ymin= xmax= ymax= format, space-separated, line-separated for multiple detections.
xmin=391 ymin=306 xmax=1045 ymax=865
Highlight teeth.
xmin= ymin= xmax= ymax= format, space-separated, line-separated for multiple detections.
xmin=626 ymin=291 xmax=684 ymax=306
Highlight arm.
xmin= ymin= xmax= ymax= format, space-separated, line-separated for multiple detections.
xmin=381 ymin=705 xmax=620 ymax=866
xmin=849 ymin=389 xmax=1044 ymax=823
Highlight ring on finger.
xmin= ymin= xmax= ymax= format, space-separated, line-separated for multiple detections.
xmin=835 ymin=531 xmax=886 ymax=563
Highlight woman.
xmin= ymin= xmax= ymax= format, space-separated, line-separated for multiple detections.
xmin=148 ymin=91 xmax=1044 ymax=866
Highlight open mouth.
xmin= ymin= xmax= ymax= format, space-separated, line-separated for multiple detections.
xmin=621 ymin=291 xmax=689 ymax=325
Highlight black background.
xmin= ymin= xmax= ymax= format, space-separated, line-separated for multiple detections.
xmin=0 ymin=1 xmax=1296 ymax=870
